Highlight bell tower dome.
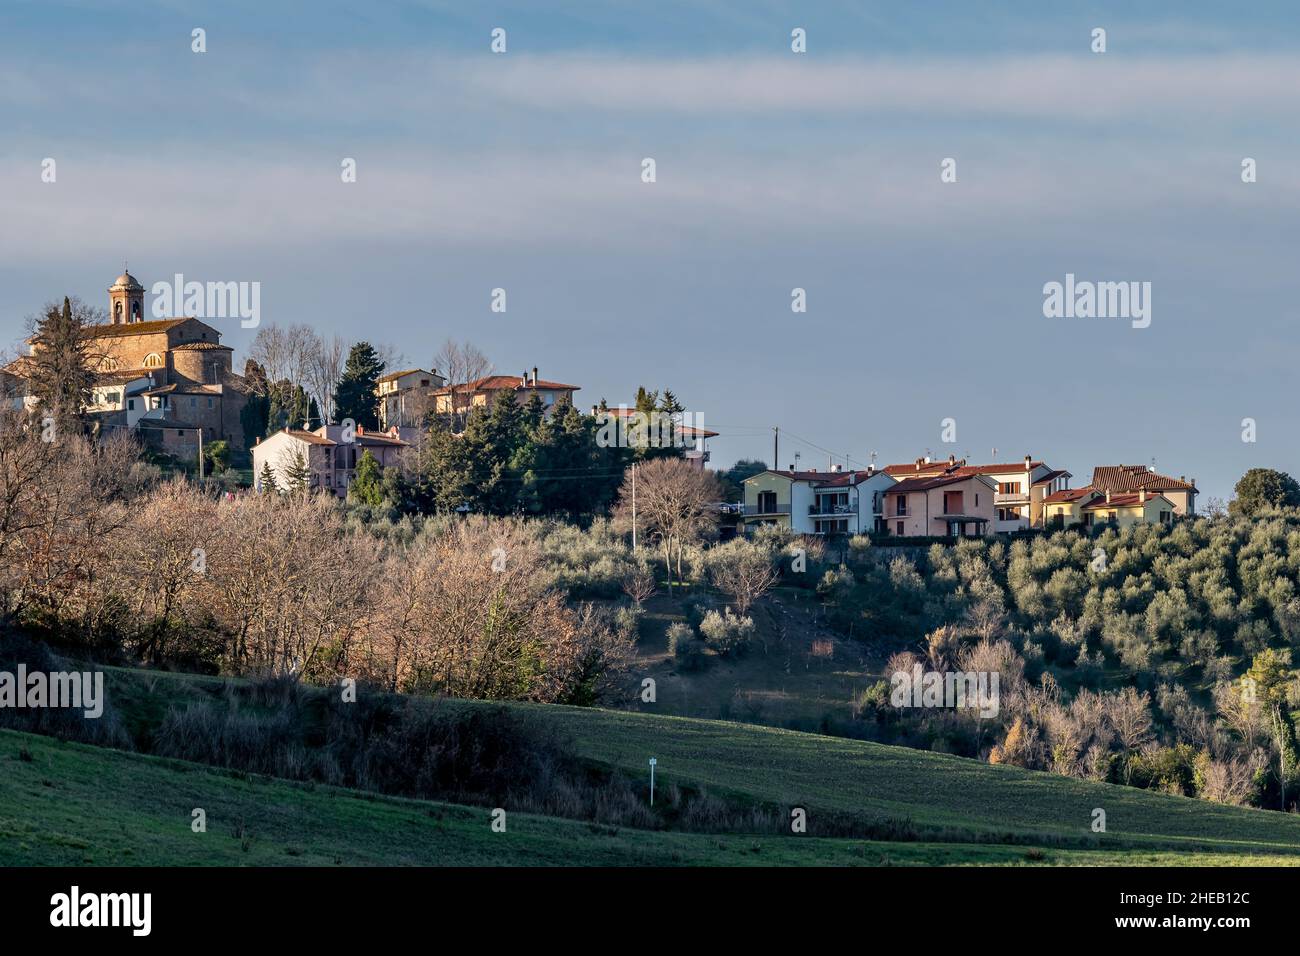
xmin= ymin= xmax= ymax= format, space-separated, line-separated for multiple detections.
xmin=108 ymin=268 xmax=145 ymax=324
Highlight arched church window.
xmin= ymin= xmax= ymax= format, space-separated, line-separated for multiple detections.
xmin=143 ymin=353 xmax=164 ymax=369
xmin=114 ymin=302 xmax=123 ymax=321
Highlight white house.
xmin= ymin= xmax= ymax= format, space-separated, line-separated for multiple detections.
xmin=252 ymin=423 xmax=409 ymax=497
xmin=742 ymin=465 xmax=897 ymax=535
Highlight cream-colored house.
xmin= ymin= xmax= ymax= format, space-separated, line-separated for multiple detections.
xmin=253 ymin=423 xmax=409 ymax=497
xmin=432 ymin=368 xmax=579 ymax=426
xmin=376 ymin=368 xmax=446 ymax=429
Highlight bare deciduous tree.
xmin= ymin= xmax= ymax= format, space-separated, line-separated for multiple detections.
xmin=615 ymin=458 xmax=719 ymax=591
xmin=707 ymin=537 xmax=779 ymax=614
xmin=432 ymin=338 xmax=492 ymax=430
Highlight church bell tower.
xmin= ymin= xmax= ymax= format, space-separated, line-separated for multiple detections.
xmin=108 ymin=268 xmax=145 ymax=324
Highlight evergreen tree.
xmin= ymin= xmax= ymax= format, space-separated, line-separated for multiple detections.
xmin=258 ymin=461 xmax=280 ymax=494
xmin=28 ymin=296 xmax=96 ymax=426
xmin=281 ymin=448 xmax=311 ymax=494
xmin=240 ymin=360 xmax=271 ymax=446
xmin=333 ymin=342 xmax=384 ymax=430
xmin=1231 ymin=469 xmax=1300 ymax=517
xmin=349 ymin=449 xmax=386 ymax=507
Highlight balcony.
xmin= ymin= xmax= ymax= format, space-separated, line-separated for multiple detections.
xmin=994 ymin=492 xmax=1030 ymax=506
xmin=743 ymin=503 xmax=791 ymax=516
xmin=810 ymin=502 xmax=855 ymax=516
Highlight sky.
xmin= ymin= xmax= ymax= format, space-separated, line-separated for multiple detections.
xmin=4 ymin=1 xmax=1300 ymax=501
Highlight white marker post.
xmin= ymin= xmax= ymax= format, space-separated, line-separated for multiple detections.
xmin=649 ymin=757 xmax=657 ymax=806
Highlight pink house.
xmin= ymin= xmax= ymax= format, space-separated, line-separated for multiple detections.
xmin=881 ymin=473 xmax=998 ymax=537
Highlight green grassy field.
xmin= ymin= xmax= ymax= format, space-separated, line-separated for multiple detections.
xmin=3 ymin=728 xmax=1290 ymax=867
xmin=5 ymin=664 xmax=1298 ymax=866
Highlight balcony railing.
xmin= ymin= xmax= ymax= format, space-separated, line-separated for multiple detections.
xmin=994 ymin=492 xmax=1030 ymax=506
xmin=743 ymin=503 xmax=791 ymax=516
xmin=810 ymin=503 xmax=855 ymax=516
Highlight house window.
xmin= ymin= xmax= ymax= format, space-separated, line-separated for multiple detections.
xmin=757 ymin=490 xmax=777 ymax=513
xmin=127 ymin=399 xmax=135 ymax=411
xmin=190 ymin=397 xmax=197 ymax=407
xmin=177 ymin=429 xmax=185 ymax=436
xmin=208 ymin=398 xmax=214 ymax=408
xmin=943 ymin=491 xmax=963 ymax=514
xmin=896 ymin=521 xmax=905 ymax=535
xmin=895 ymin=496 xmax=907 ymax=516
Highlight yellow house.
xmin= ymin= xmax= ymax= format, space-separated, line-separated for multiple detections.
xmin=1079 ymin=489 xmax=1175 ymax=528
xmin=1043 ymin=487 xmax=1103 ymax=527
xmin=741 ymin=470 xmax=796 ymax=531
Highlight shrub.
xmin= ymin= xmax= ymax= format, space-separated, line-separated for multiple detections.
xmin=698 ymin=608 xmax=755 ymax=656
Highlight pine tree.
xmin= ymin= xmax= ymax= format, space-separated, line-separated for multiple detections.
xmin=258 ymin=461 xmax=280 ymax=494
xmin=332 ymin=342 xmax=384 ymax=430
xmin=281 ymin=448 xmax=311 ymax=494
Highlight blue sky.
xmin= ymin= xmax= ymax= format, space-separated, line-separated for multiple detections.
xmin=4 ymin=1 xmax=1300 ymax=499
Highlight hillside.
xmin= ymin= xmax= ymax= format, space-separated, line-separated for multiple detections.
xmin=8 ymin=665 xmax=1298 ymax=866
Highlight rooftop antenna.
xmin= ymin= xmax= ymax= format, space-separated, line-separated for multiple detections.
xmin=869 ymin=450 xmax=878 ymax=467
xmin=794 ymin=452 xmax=801 ymax=471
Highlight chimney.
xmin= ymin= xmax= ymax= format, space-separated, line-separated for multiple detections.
xmin=532 ymin=366 xmax=539 ymax=386
xmin=1105 ymin=489 xmax=1111 ymax=504
xmin=948 ymin=453 xmax=956 ymax=465
xmin=1024 ymin=454 xmax=1032 ymax=472
xmin=1139 ymin=489 xmax=1146 ymax=503
xmin=254 ymin=435 xmax=260 ymax=445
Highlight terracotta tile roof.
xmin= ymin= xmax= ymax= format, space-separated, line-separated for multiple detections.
xmin=171 ymin=341 xmax=231 ymax=351
xmin=282 ymin=429 xmax=334 ymax=445
xmin=1044 ymin=486 xmax=1096 ymax=503
xmin=271 ymin=427 xmax=410 ymax=448
xmin=93 ymin=370 xmax=154 ymax=385
xmin=377 ymin=368 xmax=430 ymax=384
xmin=137 ymin=417 xmax=200 ymax=431
xmin=142 ymin=383 xmax=222 ymax=395
xmin=87 ymin=319 xmax=187 ymax=338
xmin=433 ymin=374 xmax=580 ymax=395
xmin=954 ymin=461 xmax=1044 ymax=476
xmin=1081 ymin=491 xmax=1173 ymax=510
xmin=597 ymin=406 xmax=718 ymax=438
xmin=886 ymin=474 xmax=984 ymax=493
xmin=1092 ymin=465 xmax=1197 ymax=493
xmin=1033 ymin=469 xmax=1071 ymax=485
xmin=884 ymin=458 xmax=1045 ymax=477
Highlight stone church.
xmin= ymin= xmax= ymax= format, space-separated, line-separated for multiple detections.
xmin=7 ymin=270 xmax=252 ymax=459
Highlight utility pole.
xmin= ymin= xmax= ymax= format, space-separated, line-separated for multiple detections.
xmin=631 ymin=463 xmax=638 ymax=552
xmin=773 ymin=426 xmax=779 ymax=469
xmin=197 ymin=427 xmax=204 ymax=480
